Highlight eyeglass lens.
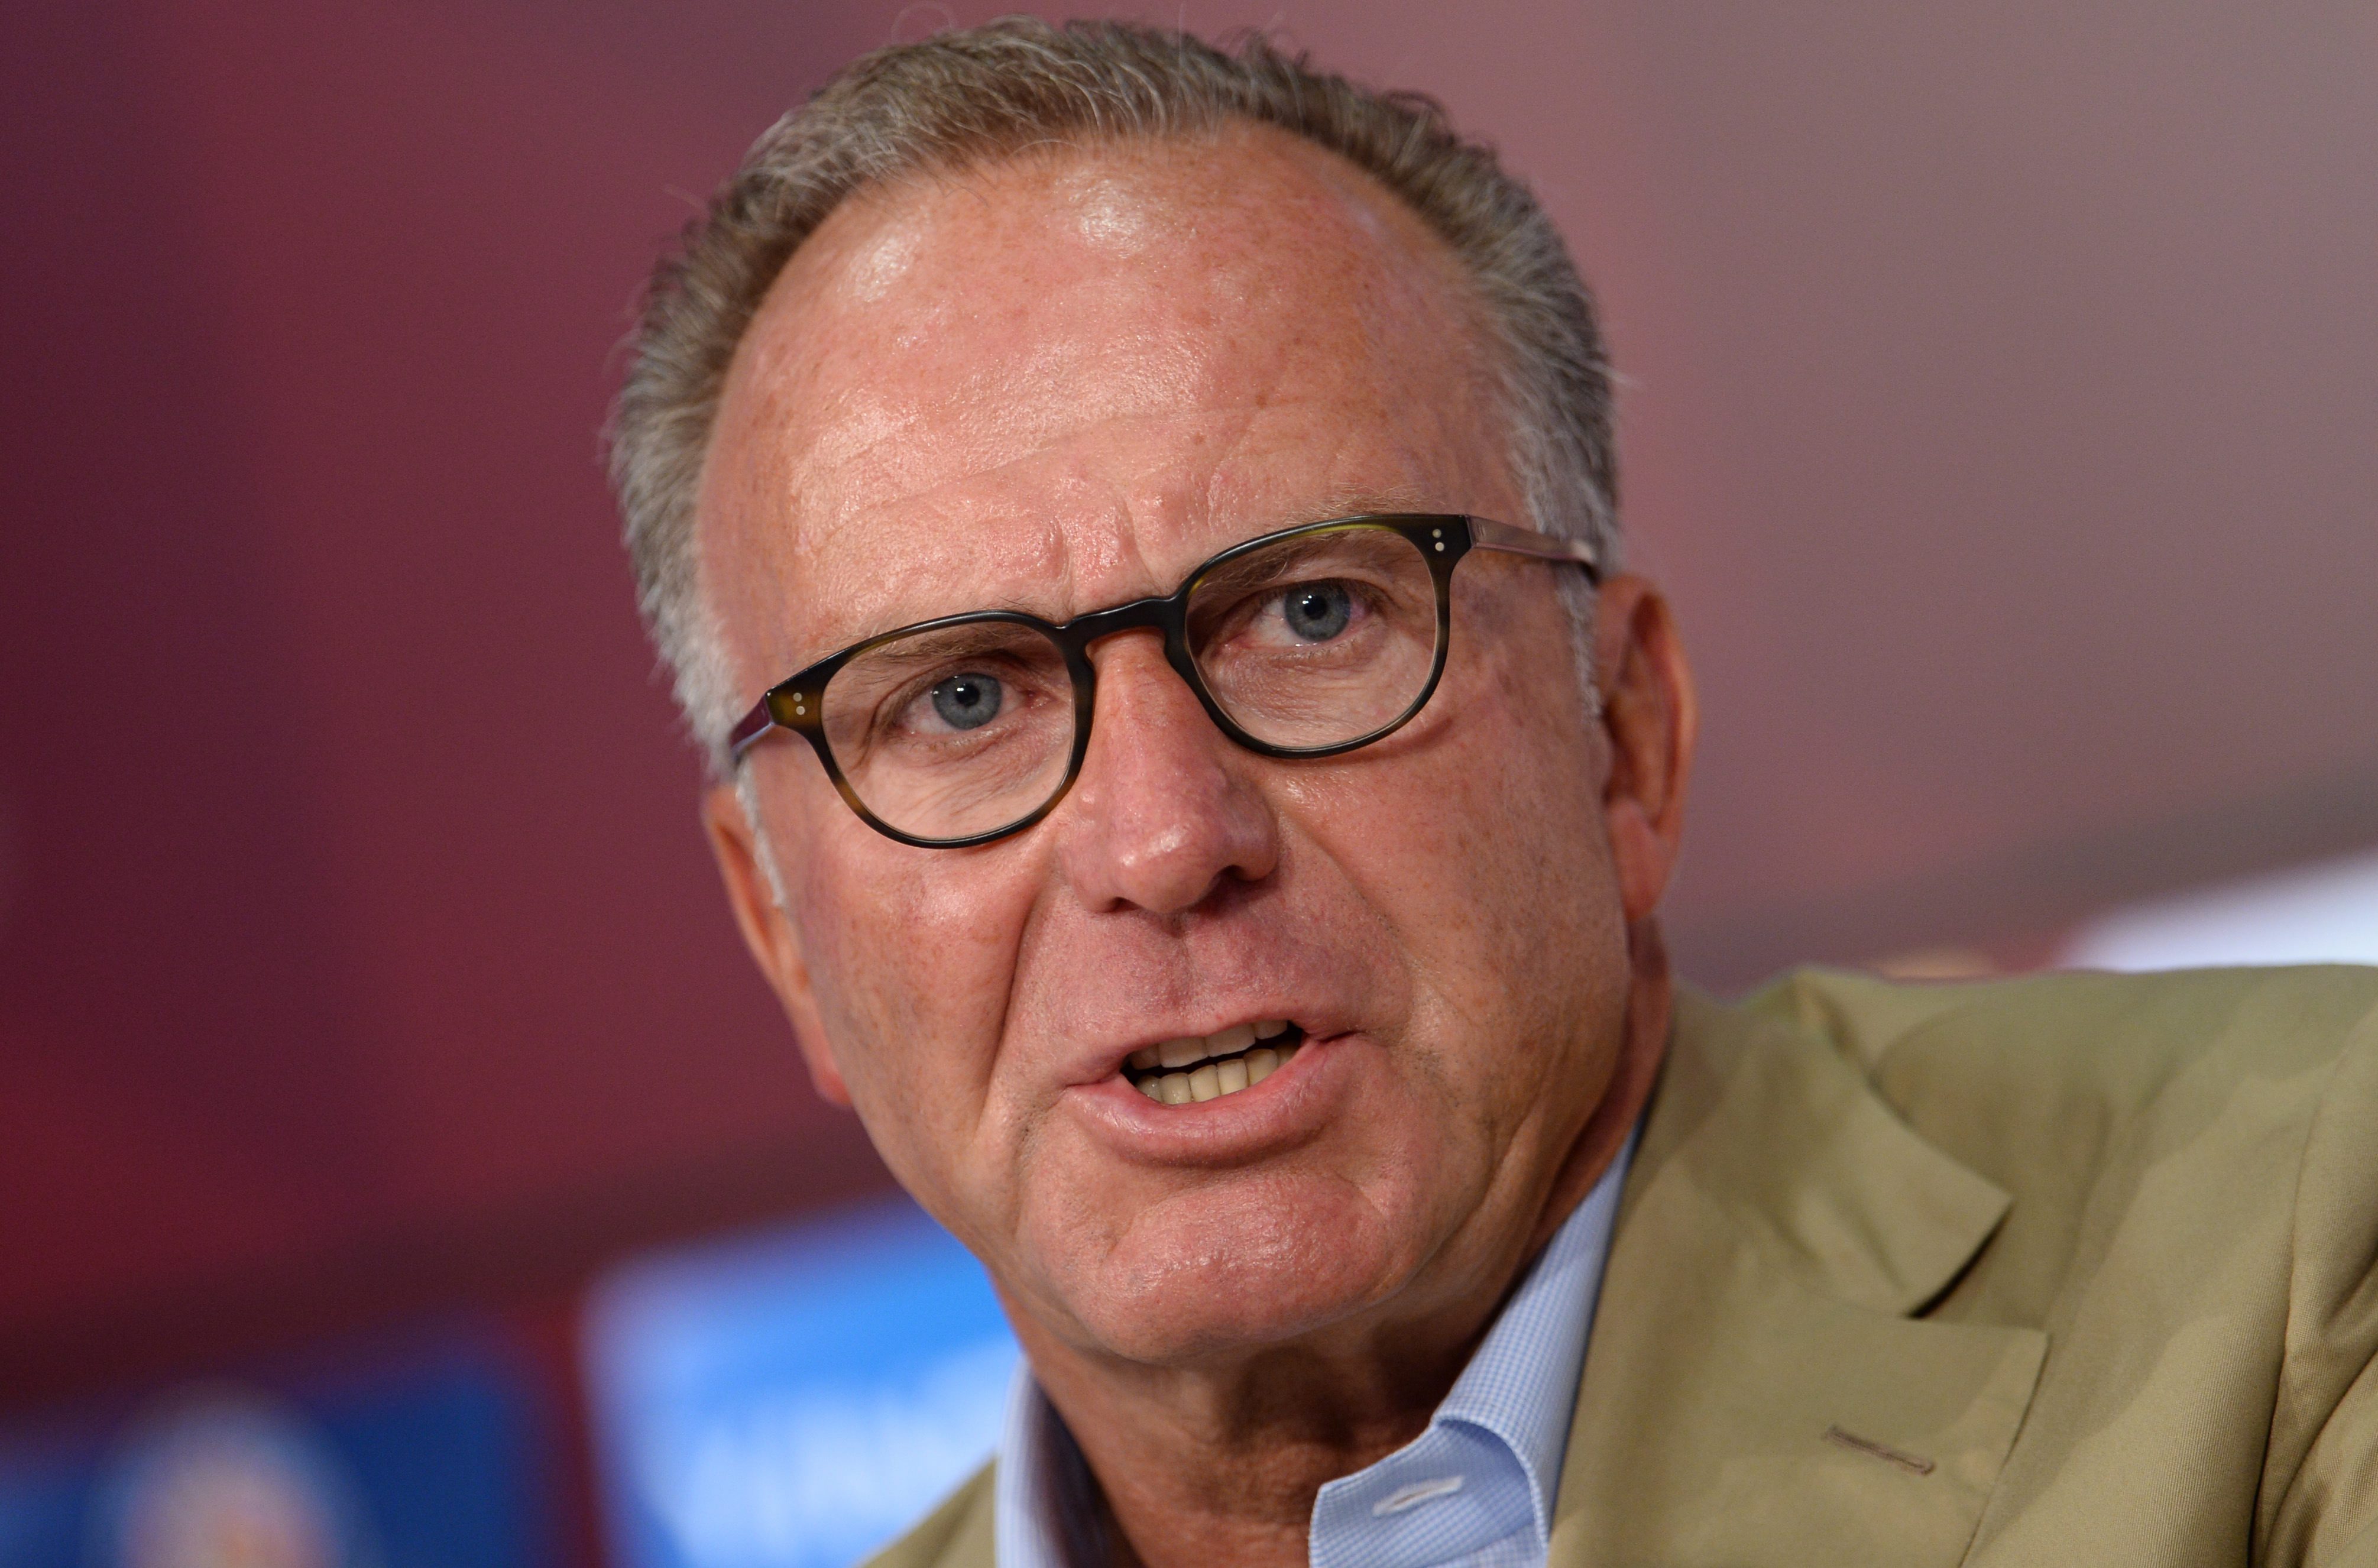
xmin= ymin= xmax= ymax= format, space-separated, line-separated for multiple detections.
xmin=817 ymin=521 xmax=1443 ymax=843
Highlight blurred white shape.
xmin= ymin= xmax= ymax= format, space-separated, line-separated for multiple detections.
xmin=96 ymin=1388 xmax=375 ymax=1568
xmin=2061 ymin=845 xmax=2378 ymax=971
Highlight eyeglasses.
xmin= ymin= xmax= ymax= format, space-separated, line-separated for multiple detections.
xmin=729 ymin=513 xmax=1599 ymax=848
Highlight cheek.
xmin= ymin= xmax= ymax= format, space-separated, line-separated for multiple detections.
xmin=784 ymin=811 xmax=1042 ymax=1162
xmin=1287 ymin=588 xmax=1621 ymax=1073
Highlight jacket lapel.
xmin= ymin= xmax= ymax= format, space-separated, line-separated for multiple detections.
xmin=1550 ymin=988 xmax=2047 ymax=1567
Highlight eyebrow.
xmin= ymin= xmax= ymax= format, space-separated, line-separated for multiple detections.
xmin=1302 ymin=481 xmax=1443 ymax=517
xmin=805 ymin=490 xmax=1458 ymax=657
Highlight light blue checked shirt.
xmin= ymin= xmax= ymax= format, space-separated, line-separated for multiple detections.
xmin=994 ymin=1135 xmax=1634 ymax=1568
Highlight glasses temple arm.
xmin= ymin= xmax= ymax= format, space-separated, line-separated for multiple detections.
xmin=1465 ymin=516 xmax=1601 ymax=583
xmin=727 ymin=697 xmax=776 ymax=761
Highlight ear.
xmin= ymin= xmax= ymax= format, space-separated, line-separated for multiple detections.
xmin=1590 ymin=574 xmax=1698 ymax=925
xmin=701 ymin=781 xmax=854 ymax=1107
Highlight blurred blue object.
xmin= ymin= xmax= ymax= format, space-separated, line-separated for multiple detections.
xmin=0 ymin=1330 xmax=549 ymax=1568
xmin=582 ymin=1193 xmax=1019 ymax=1568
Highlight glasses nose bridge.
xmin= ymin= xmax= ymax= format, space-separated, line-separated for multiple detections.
xmin=1058 ymin=588 xmax=1227 ymax=740
xmin=1061 ymin=591 xmax=1178 ymax=652
xmin=1061 ymin=589 xmax=1200 ymax=684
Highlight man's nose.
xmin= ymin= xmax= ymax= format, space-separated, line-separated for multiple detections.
xmin=1054 ymin=631 xmax=1280 ymax=916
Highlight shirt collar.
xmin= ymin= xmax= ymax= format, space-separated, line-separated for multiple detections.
xmin=995 ymin=1361 xmax=1099 ymax=1568
xmin=996 ymin=1132 xmax=1635 ymax=1568
xmin=1397 ymin=1128 xmax=1636 ymax=1554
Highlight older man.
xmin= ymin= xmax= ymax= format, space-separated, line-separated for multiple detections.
xmin=609 ymin=21 xmax=2378 ymax=1568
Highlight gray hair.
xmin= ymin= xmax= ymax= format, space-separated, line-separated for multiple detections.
xmin=610 ymin=17 xmax=1620 ymax=773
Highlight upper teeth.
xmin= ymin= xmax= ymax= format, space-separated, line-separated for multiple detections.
xmin=1132 ymin=1019 xmax=1288 ymax=1072
xmin=1129 ymin=1020 xmax=1294 ymax=1104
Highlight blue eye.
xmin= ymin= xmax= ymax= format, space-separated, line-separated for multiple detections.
xmin=930 ymin=672 xmax=1003 ymax=730
xmin=1281 ymin=582 xmax=1353 ymax=642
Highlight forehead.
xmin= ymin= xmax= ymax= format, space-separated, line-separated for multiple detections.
xmin=696 ymin=123 xmax=1505 ymax=677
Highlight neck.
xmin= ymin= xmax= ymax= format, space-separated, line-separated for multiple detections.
xmin=1016 ymin=925 xmax=1674 ymax=1568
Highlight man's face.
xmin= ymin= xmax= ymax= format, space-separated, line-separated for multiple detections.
xmin=698 ymin=127 xmax=1640 ymax=1364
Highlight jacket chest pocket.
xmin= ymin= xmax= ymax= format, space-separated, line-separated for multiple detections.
xmin=1554 ymin=1255 xmax=2047 ymax=1567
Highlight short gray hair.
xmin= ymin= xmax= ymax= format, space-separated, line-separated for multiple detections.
xmin=610 ymin=18 xmax=1620 ymax=772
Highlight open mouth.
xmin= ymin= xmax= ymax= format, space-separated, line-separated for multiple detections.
xmin=1123 ymin=1020 xmax=1307 ymax=1105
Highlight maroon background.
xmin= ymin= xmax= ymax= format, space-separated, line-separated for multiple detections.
xmin=4 ymin=0 xmax=2374 ymax=1479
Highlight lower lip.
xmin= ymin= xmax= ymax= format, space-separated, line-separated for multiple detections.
xmin=1064 ymin=1035 xmax=1352 ymax=1162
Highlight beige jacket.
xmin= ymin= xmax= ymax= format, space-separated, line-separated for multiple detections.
xmin=867 ymin=966 xmax=2378 ymax=1566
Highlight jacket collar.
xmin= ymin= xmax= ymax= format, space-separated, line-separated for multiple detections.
xmin=1627 ymin=985 xmax=2011 ymax=1316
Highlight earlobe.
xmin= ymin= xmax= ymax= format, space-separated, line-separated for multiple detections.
xmin=700 ymin=782 xmax=856 ymax=1107
xmin=1592 ymin=575 xmax=1698 ymax=925
xmin=1605 ymin=799 xmax=1674 ymax=925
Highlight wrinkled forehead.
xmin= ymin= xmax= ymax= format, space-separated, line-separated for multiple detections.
xmin=695 ymin=123 xmax=1504 ymax=681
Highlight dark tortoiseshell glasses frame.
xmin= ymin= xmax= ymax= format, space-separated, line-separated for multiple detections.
xmin=727 ymin=513 xmax=1600 ymax=848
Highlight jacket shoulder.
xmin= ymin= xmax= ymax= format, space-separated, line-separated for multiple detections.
xmin=1734 ymin=964 xmax=2378 ymax=1323
xmin=1742 ymin=961 xmax=2378 ymax=1086
xmin=858 ymin=1462 xmax=997 ymax=1568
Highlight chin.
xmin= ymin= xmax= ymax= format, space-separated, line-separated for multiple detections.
xmin=1042 ymin=1170 xmax=1427 ymax=1363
